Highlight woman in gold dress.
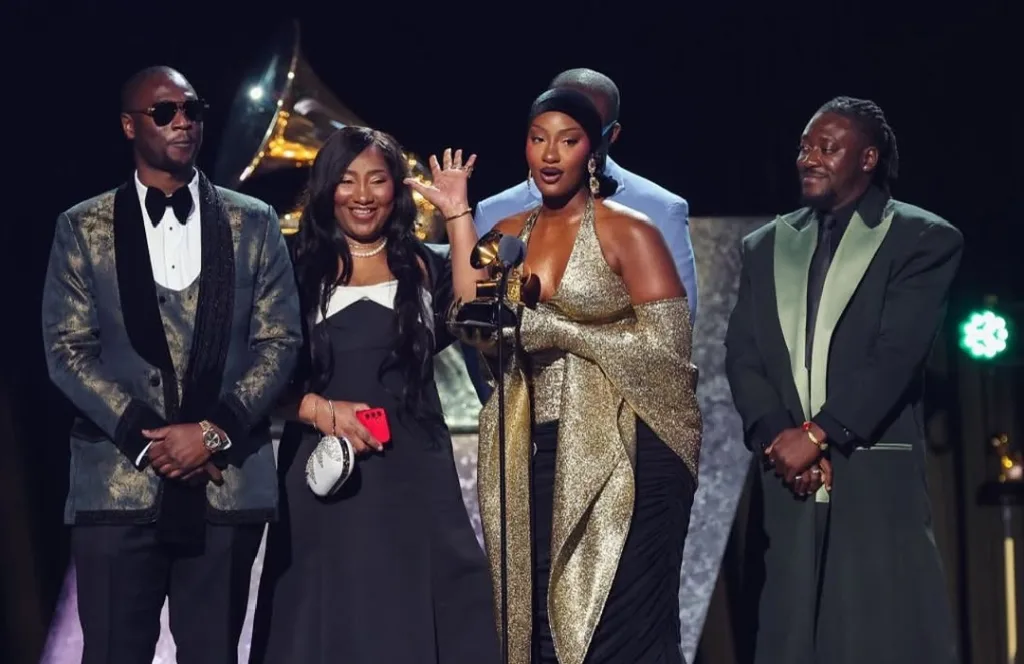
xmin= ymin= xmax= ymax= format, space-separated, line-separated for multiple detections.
xmin=459 ymin=88 xmax=703 ymax=663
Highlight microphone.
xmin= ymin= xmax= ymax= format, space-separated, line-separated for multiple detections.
xmin=496 ymin=234 xmax=526 ymax=270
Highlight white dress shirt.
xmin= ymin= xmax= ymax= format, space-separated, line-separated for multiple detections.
xmin=134 ymin=170 xmax=202 ymax=291
xmin=132 ymin=170 xmax=231 ymax=466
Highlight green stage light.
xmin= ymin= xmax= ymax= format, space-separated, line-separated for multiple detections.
xmin=960 ymin=309 xmax=1010 ymax=360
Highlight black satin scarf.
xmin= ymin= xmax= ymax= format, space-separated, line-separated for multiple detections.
xmin=113 ymin=170 xmax=235 ymax=547
xmin=528 ymin=88 xmax=605 ymax=150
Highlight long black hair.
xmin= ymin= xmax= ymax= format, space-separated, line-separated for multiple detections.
xmin=291 ymin=126 xmax=433 ymax=412
xmin=528 ymin=87 xmax=619 ymax=198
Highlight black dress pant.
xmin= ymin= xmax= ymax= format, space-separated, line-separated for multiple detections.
xmin=72 ymin=522 xmax=263 ymax=664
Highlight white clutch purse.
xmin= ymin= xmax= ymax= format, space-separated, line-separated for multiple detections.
xmin=305 ymin=434 xmax=355 ymax=497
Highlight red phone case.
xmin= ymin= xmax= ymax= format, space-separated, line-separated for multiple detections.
xmin=356 ymin=408 xmax=391 ymax=444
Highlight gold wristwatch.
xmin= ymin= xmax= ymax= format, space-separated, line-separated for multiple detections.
xmin=199 ymin=420 xmax=227 ymax=452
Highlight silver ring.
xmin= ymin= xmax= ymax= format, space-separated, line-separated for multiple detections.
xmin=811 ymin=467 xmax=821 ymax=476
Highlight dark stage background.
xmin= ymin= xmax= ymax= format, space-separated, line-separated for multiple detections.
xmin=2 ymin=2 xmax=1019 ymax=663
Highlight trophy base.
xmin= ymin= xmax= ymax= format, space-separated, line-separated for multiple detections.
xmin=453 ymin=298 xmax=519 ymax=331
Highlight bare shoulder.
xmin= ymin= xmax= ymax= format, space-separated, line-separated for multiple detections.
xmin=591 ymin=199 xmax=683 ymax=302
xmin=599 ymin=198 xmax=654 ymax=225
xmin=594 ymin=199 xmax=664 ymax=248
xmin=493 ymin=210 xmax=533 ymax=237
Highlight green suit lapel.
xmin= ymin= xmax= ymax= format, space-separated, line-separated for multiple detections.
xmin=808 ymin=204 xmax=893 ymax=415
xmin=773 ymin=210 xmax=817 ymax=420
xmin=774 ymin=194 xmax=892 ymax=505
xmin=773 ymin=196 xmax=895 ymax=420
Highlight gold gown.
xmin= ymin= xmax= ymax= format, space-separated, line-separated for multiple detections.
xmin=473 ymin=197 xmax=703 ymax=664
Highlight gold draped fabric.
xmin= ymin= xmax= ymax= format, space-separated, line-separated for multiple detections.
xmin=472 ymin=200 xmax=702 ymax=664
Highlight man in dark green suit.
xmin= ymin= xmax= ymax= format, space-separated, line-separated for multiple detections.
xmin=725 ymin=96 xmax=962 ymax=664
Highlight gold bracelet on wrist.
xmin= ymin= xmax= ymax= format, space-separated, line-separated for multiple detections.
xmin=444 ymin=209 xmax=472 ymax=222
xmin=326 ymin=399 xmax=337 ymax=437
xmin=802 ymin=421 xmax=828 ymax=451
xmin=311 ymin=396 xmax=321 ymax=433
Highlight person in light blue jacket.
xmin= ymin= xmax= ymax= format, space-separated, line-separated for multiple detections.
xmin=467 ymin=68 xmax=698 ymax=400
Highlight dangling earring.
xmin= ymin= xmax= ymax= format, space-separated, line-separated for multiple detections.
xmin=588 ymin=157 xmax=599 ymax=197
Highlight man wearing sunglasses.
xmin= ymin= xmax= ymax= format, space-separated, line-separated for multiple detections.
xmin=41 ymin=66 xmax=302 ymax=664
xmin=467 ymin=68 xmax=698 ymax=401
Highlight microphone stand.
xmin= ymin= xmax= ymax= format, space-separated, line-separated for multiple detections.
xmin=494 ymin=265 xmax=512 ymax=664
xmin=457 ymin=229 xmax=525 ymax=664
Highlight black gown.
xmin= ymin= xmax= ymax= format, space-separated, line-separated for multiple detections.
xmin=250 ymin=250 xmax=499 ymax=663
xmin=530 ymin=420 xmax=694 ymax=663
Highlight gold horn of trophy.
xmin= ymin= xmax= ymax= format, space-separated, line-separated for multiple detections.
xmin=213 ymin=20 xmax=442 ymax=240
xmin=469 ymin=230 xmax=537 ymax=306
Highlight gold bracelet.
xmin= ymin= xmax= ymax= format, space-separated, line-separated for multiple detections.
xmin=444 ymin=209 xmax=472 ymax=222
xmin=803 ymin=422 xmax=828 ymax=451
xmin=327 ymin=399 xmax=337 ymax=436
xmin=311 ymin=396 xmax=321 ymax=433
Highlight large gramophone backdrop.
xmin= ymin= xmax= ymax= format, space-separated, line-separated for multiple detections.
xmin=212 ymin=19 xmax=445 ymax=242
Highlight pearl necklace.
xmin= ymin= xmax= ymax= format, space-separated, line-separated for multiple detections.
xmin=348 ymin=239 xmax=387 ymax=258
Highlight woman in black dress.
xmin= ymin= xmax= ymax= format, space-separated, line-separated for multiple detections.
xmin=249 ymin=127 xmax=498 ymax=663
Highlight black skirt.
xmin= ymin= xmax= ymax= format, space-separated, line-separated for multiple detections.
xmin=530 ymin=419 xmax=695 ymax=663
xmin=249 ymin=301 xmax=499 ymax=664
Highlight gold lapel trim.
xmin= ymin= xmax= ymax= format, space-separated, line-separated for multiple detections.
xmin=773 ymin=213 xmax=817 ymax=419
xmin=808 ymin=205 xmax=894 ymax=415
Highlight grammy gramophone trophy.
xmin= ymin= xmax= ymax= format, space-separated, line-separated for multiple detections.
xmin=448 ymin=229 xmax=534 ymax=664
xmin=449 ymin=229 xmax=537 ymax=337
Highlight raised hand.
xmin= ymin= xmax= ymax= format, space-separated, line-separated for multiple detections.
xmin=403 ymin=147 xmax=477 ymax=220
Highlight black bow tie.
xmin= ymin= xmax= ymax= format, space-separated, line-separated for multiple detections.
xmin=145 ymin=186 xmax=193 ymax=226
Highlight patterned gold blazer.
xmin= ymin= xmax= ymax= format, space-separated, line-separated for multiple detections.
xmin=41 ymin=172 xmax=302 ymax=526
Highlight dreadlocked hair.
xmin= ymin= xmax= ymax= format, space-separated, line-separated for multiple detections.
xmin=818 ymin=96 xmax=900 ymax=192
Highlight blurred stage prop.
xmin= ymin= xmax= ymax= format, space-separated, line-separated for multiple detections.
xmin=959 ymin=299 xmax=1024 ymax=664
xmin=978 ymin=432 xmax=1024 ymax=664
xmin=212 ymin=19 xmax=444 ymax=242
xmin=39 ymin=215 xmax=770 ymax=663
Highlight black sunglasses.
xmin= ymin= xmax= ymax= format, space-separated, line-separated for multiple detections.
xmin=128 ymin=99 xmax=209 ymax=127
